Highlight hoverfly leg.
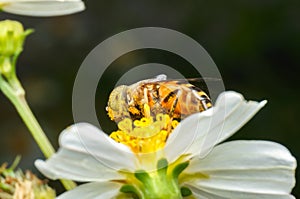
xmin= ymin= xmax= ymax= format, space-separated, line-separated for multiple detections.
xmin=167 ymin=89 xmax=181 ymax=132
xmin=143 ymin=104 xmax=151 ymax=118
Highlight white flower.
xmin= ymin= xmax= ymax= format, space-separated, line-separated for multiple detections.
xmin=0 ymin=0 xmax=85 ymax=17
xmin=35 ymin=91 xmax=297 ymax=199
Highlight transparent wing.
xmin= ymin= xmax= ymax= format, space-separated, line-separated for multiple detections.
xmin=144 ymin=76 xmax=222 ymax=99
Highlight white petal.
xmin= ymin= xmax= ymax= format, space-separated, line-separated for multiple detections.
xmin=188 ymin=186 xmax=295 ymax=199
xmin=188 ymin=187 xmax=225 ymax=199
xmin=36 ymin=123 xmax=137 ymax=181
xmin=35 ymin=148 xmax=124 ymax=182
xmin=0 ymin=0 xmax=81 ymax=2
xmin=183 ymin=140 xmax=296 ymax=198
xmin=57 ymin=182 xmax=121 ymax=199
xmin=62 ymin=123 xmax=136 ymax=169
xmin=164 ymin=91 xmax=267 ymax=162
xmin=2 ymin=1 xmax=85 ymax=17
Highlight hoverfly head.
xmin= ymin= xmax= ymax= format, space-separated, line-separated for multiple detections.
xmin=106 ymin=85 xmax=129 ymax=122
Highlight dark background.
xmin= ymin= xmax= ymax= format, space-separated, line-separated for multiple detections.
xmin=1 ymin=0 xmax=299 ymax=197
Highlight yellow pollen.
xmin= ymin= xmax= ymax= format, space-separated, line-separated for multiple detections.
xmin=110 ymin=114 xmax=179 ymax=153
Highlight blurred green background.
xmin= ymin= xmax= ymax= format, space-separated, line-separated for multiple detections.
xmin=1 ymin=0 xmax=299 ymax=196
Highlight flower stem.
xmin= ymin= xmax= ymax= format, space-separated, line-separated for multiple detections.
xmin=0 ymin=75 xmax=76 ymax=190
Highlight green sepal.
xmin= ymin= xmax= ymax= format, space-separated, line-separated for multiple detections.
xmin=134 ymin=170 xmax=150 ymax=183
xmin=120 ymin=184 xmax=139 ymax=195
xmin=120 ymin=185 xmax=141 ymax=199
xmin=172 ymin=161 xmax=189 ymax=179
xmin=157 ymin=158 xmax=168 ymax=170
xmin=157 ymin=158 xmax=168 ymax=177
xmin=181 ymin=186 xmax=192 ymax=197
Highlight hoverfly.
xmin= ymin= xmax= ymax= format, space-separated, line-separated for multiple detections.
xmin=106 ymin=74 xmax=213 ymax=122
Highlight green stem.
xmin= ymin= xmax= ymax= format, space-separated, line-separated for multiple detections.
xmin=0 ymin=75 xmax=76 ymax=190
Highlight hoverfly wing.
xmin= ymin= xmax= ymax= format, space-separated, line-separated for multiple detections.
xmin=186 ymin=77 xmax=223 ymax=100
xmin=152 ymin=76 xmax=221 ymax=83
xmin=151 ymin=76 xmax=222 ymax=102
xmin=146 ymin=74 xmax=167 ymax=83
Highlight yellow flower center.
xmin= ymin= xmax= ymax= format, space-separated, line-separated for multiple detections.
xmin=110 ymin=112 xmax=179 ymax=153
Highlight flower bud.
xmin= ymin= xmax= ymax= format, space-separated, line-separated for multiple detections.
xmin=0 ymin=20 xmax=32 ymax=76
xmin=0 ymin=20 xmax=32 ymax=56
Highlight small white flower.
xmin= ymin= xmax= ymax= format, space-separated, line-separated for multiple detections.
xmin=0 ymin=0 xmax=85 ymax=17
xmin=35 ymin=91 xmax=296 ymax=199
